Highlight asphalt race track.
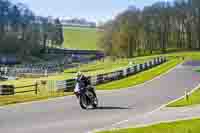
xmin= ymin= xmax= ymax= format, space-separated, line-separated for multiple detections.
xmin=1 ymin=61 xmax=200 ymax=133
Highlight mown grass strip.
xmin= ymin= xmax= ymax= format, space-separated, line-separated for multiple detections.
xmin=98 ymin=118 xmax=200 ymax=133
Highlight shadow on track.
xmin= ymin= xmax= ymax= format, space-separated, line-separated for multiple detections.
xmin=95 ymin=106 xmax=131 ymax=110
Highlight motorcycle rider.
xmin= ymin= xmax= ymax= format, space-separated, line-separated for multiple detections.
xmin=74 ymin=71 xmax=96 ymax=98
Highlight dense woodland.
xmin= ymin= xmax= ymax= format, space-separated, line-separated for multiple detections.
xmin=3 ymin=0 xmax=200 ymax=61
xmin=0 ymin=0 xmax=63 ymax=58
xmin=99 ymin=0 xmax=200 ymax=57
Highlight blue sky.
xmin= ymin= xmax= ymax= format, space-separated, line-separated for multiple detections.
xmin=16 ymin=0 xmax=173 ymax=23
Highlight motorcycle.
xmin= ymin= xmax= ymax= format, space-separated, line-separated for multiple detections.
xmin=75 ymin=82 xmax=98 ymax=109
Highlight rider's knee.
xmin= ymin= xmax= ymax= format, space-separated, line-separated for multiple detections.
xmin=74 ymin=92 xmax=79 ymax=98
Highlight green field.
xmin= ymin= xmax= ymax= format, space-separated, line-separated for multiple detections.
xmin=63 ymin=26 xmax=101 ymax=50
xmin=98 ymin=118 xmax=200 ymax=133
xmin=164 ymin=51 xmax=200 ymax=60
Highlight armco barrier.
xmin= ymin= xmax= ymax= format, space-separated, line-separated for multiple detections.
xmin=65 ymin=79 xmax=76 ymax=91
xmin=54 ymin=56 xmax=168 ymax=92
xmin=50 ymin=79 xmax=76 ymax=92
xmin=56 ymin=80 xmax=67 ymax=91
xmin=123 ymin=69 xmax=127 ymax=77
xmin=133 ymin=65 xmax=137 ymax=74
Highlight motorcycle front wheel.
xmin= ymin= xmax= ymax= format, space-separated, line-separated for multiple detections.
xmin=79 ymin=94 xmax=90 ymax=109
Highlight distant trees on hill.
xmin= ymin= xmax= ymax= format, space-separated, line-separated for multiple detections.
xmin=61 ymin=18 xmax=96 ymax=28
xmin=0 ymin=0 xmax=64 ymax=58
xmin=99 ymin=0 xmax=200 ymax=58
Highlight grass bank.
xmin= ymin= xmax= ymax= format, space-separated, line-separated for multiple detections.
xmin=63 ymin=26 xmax=101 ymax=50
xmin=168 ymin=87 xmax=200 ymax=107
xmin=96 ymin=58 xmax=182 ymax=90
xmin=98 ymin=118 xmax=200 ymax=133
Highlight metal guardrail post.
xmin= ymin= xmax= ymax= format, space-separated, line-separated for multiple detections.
xmin=139 ymin=64 xmax=142 ymax=71
xmin=154 ymin=58 xmax=157 ymax=65
xmin=133 ymin=65 xmax=137 ymax=74
xmin=35 ymin=82 xmax=38 ymax=95
xmin=149 ymin=61 xmax=153 ymax=68
xmin=144 ymin=62 xmax=148 ymax=70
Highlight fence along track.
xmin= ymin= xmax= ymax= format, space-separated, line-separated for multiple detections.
xmin=0 ymin=57 xmax=167 ymax=95
xmin=52 ymin=57 xmax=167 ymax=92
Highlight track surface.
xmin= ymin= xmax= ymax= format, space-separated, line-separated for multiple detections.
xmin=0 ymin=61 xmax=200 ymax=133
xmin=105 ymin=105 xmax=200 ymax=130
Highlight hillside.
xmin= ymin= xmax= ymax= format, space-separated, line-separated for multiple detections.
xmin=63 ymin=26 xmax=101 ymax=50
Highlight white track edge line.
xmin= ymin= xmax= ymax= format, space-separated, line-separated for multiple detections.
xmin=92 ymin=82 xmax=200 ymax=133
xmin=90 ymin=81 xmax=200 ymax=133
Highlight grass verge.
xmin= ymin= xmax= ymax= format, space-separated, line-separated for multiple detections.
xmin=0 ymin=92 xmax=73 ymax=106
xmin=168 ymin=87 xmax=200 ymax=107
xmin=98 ymin=118 xmax=200 ymax=133
xmin=96 ymin=58 xmax=182 ymax=90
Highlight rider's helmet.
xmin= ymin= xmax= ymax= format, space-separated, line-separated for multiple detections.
xmin=76 ymin=71 xmax=82 ymax=79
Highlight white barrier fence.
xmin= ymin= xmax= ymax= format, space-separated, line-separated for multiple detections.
xmin=48 ymin=57 xmax=167 ymax=92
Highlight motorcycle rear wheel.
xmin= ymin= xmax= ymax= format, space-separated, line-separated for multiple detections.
xmin=90 ymin=91 xmax=98 ymax=108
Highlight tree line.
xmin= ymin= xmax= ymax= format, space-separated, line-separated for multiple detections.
xmin=99 ymin=0 xmax=200 ymax=58
xmin=0 ymin=0 xmax=63 ymax=58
